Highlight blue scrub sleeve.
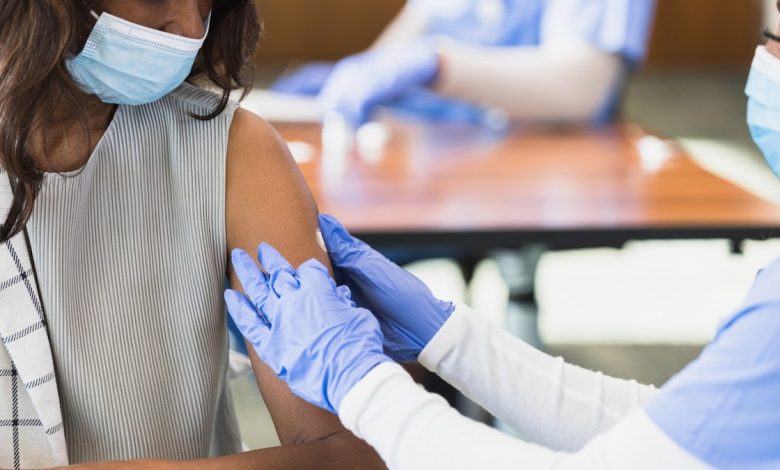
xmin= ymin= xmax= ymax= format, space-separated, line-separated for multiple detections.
xmin=645 ymin=256 xmax=780 ymax=470
xmin=409 ymin=0 xmax=545 ymax=46
xmin=541 ymin=0 xmax=657 ymax=65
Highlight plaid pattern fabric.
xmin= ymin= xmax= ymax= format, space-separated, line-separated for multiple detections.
xmin=0 ymin=171 xmax=68 ymax=469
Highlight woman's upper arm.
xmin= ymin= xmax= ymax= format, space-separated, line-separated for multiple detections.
xmin=225 ymin=107 xmax=343 ymax=445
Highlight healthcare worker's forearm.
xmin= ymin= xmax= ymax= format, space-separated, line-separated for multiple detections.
xmin=419 ymin=305 xmax=657 ymax=451
xmin=340 ymin=363 xmax=709 ymax=470
xmin=434 ymin=42 xmax=625 ymax=123
xmin=371 ymin=5 xmax=428 ymax=50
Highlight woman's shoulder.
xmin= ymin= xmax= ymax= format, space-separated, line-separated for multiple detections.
xmin=223 ymin=101 xmax=323 ymax=265
xmin=224 ymin=102 xmax=310 ymax=204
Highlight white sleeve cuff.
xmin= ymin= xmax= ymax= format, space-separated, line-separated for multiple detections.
xmin=339 ymin=362 xmax=412 ymax=430
xmin=418 ymin=302 xmax=473 ymax=373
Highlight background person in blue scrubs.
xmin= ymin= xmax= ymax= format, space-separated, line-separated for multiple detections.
xmin=273 ymin=0 xmax=657 ymax=127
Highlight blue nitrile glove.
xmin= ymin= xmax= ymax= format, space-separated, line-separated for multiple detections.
xmin=225 ymin=243 xmax=391 ymax=413
xmin=318 ymin=214 xmax=456 ymax=362
xmin=271 ymin=62 xmax=336 ymax=96
xmin=318 ymin=39 xmax=440 ymax=128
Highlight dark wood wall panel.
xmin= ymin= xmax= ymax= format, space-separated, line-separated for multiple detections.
xmin=254 ymin=0 xmax=405 ymax=62
xmin=646 ymin=0 xmax=763 ymax=68
xmin=254 ymin=0 xmax=764 ymax=68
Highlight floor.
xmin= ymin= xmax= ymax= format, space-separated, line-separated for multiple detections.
xmin=230 ymin=68 xmax=780 ymax=450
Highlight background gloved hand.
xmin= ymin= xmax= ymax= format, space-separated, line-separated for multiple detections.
xmin=318 ymin=39 xmax=441 ymax=128
xmin=270 ymin=61 xmax=336 ymax=96
xmin=225 ymin=243 xmax=390 ymax=413
xmin=319 ymin=214 xmax=455 ymax=362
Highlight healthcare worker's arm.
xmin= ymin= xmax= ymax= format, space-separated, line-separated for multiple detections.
xmin=225 ymin=244 xmax=710 ymax=470
xmin=434 ymin=42 xmax=624 ymax=123
xmin=370 ymin=4 xmax=428 ymax=50
xmin=311 ymin=39 xmax=624 ymax=127
xmin=341 ymin=364 xmax=708 ymax=470
xmin=418 ymin=303 xmax=657 ymax=451
xmin=319 ymin=215 xmax=657 ymax=452
xmin=346 ymin=256 xmax=780 ymax=470
xmin=433 ymin=0 xmax=656 ymax=123
xmin=315 ymin=0 xmax=656 ymax=126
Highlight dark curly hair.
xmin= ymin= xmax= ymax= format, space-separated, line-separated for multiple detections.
xmin=0 ymin=0 xmax=262 ymax=242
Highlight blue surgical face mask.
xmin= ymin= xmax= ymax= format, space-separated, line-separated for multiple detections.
xmin=746 ymin=46 xmax=780 ymax=180
xmin=66 ymin=10 xmax=210 ymax=106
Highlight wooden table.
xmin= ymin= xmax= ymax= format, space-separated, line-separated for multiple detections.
xmin=281 ymin=122 xmax=780 ymax=251
xmin=285 ymin=121 xmax=780 ymax=376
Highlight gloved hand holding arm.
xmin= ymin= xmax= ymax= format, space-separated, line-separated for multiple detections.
xmin=226 ymin=243 xmax=390 ymax=413
xmin=319 ymin=214 xmax=658 ymax=450
xmin=225 ymin=240 xmax=706 ymax=470
xmin=271 ymin=62 xmax=336 ymax=96
xmin=318 ymin=214 xmax=455 ymax=363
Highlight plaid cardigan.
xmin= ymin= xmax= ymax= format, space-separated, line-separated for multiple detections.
xmin=0 ymin=171 xmax=68 ymax=469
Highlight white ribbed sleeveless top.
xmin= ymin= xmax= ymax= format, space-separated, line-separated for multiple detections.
xmin=27 ymin=84 xmax=242 ymax=462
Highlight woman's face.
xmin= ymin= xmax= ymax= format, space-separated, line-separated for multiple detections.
xmin=97 ymin=0 xmax=213 ymax=39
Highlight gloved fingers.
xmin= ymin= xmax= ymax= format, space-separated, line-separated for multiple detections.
xmin=257 ymin=242 xmax=295 ymax=274
xmin=334 ymin=102 xmax=371 ymax=129
xmin=319 ymin=97 xmax=367 ymax=129
xmin=297 ymin=258 xmax=337 ymax=289
xmin=317 ymin=214 xmax=350 ymax=255
xmin=318 ymin=65 xmax=371 ymax=128
xmin=225 ymin=289 xmax=271 ymax=342
xmin=269 ymin=269 xmax=299 ymax=298
xmin=257 ymin=243 xmax=300 ymax=296
xmin=271 ymin=62 xmax=335 ymax=96
xmin=335 ymin=285 xmax=357 ymax=307
xmin=225 ymin=290 xmax=287 ymax=375
xmin=298 ymin=257 xmax=331 ymax=275
xmin=231 ymin=249 xmax=271 ymax=309
xmin=318 ymin=214 xmax=373 ymax=267
xmin=341 ymin=94 xmax=374 ymax=129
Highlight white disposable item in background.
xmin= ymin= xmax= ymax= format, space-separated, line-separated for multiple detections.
xmin=228 ymin=350 xmax=253 ymax=379
xmin=316 ymin=228 xmax=327 ymax=253
xmin=286 ymin=141 xmax=316 ymax=164
xmin=321 ymin=112 xmax=355 ymax=152
xmin=241 ymin=90 xmax=322 ymax=123
xmin=320 ymin=113 xmax=354 ymax=181
xmin=356 ymin=122 xmax=391 ymax=162
xmin=636 ymin=135 xmax=676 ymax=172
